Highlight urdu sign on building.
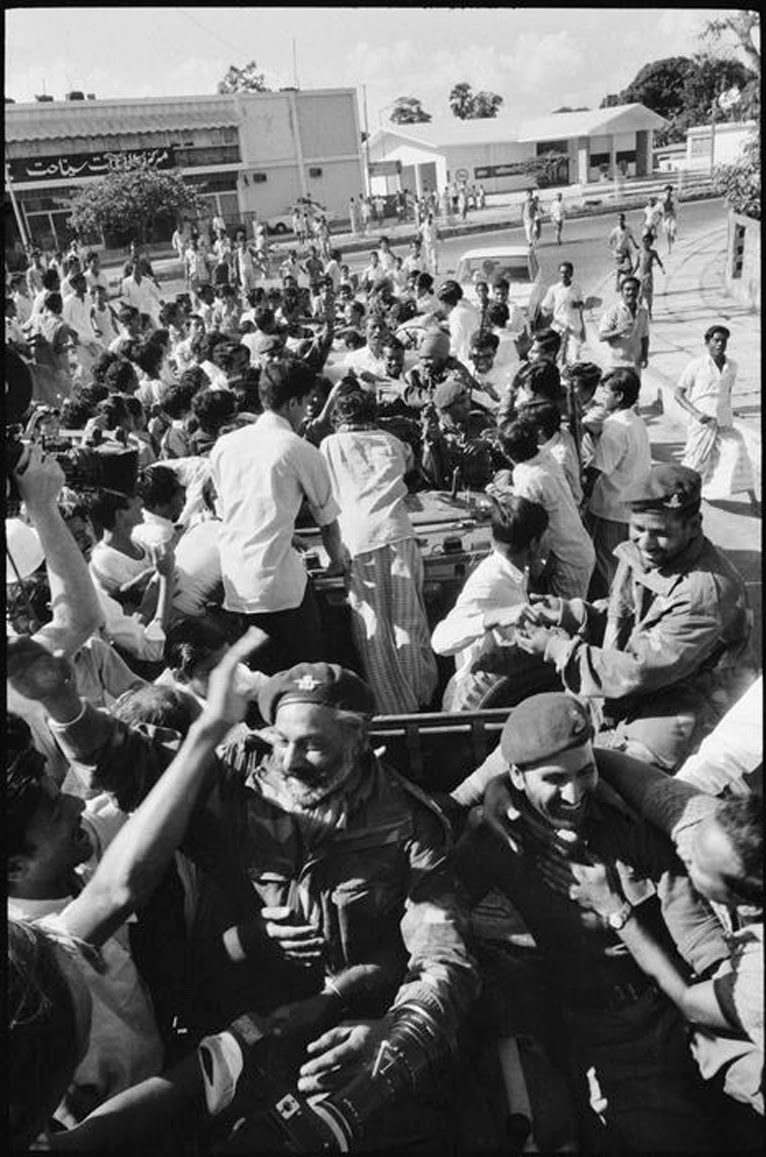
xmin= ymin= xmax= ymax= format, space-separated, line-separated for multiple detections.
xmin=7 ymin=146 xmax=176 ymax=183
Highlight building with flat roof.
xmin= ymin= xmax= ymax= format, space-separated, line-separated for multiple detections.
xmin=368 ymin=103 xmax=666 ymax=198
xmin=5 ymin=88 xmax=364 ymax=253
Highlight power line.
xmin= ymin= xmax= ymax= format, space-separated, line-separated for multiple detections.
xmin=173 ymin=7 xmax=288 ymax=87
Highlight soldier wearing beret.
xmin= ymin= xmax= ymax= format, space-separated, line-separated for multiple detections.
xmin=450 ymin=692 xmax=734 ymax=1152
xmin=420 ymin=377 xmax=504 ymax=491
xmin=490 ymin=464 xmax=755 ymax=772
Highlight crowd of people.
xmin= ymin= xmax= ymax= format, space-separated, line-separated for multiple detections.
xmin=5 ymin=191 xmax=762 ymax=1153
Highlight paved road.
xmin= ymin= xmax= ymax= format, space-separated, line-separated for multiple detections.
xmin=144 ymin=197 xmax=727 ymax=310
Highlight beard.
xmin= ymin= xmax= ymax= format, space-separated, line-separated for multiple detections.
xmin=258 ymin=749 xmax=361 ymax=815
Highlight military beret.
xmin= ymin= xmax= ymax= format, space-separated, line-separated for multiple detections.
xmin=433 ymin=378 xmax=468 ymax=411
xmin=419 ymin=328 xmax=451 ymax=360
xmin=623 ymin=464 xmax=702 ymax=512
xmin=500 ymin=693 xmax=594 ymax=768
xmin=258 ymin=662 xmax=376 ymax=723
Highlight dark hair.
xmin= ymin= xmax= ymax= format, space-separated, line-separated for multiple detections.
xmin=89 ymin=487 xmax=133 ymax=533
xmin=621 ymin=276 xmax=640 ymax=291
xmin=704 ymin=325 xmax=730 ymax=343
xmin=490 ymin=495 xmax=549 ymax=552
xmin=60 ymin=393 xmax=97 ymax=429
xmin=602 ymin=367 xmax=641 ymax=409
xmin=437 ymin=280 xmax=463 ymax=308
xmin=493 ymin=277 xmax=509 ymax=292
xmin=133 ymin=339 xmax=164 ymax=380
xmin=41 ymin=268 xmax=60 ymax=292
xmin=111 ymin=684 xmax=199 ymax=736
xmin=471 ymin=330 xmax=499 ymax=354
xmin=9 ymin=918 xmax=81 ymax=1148
xmin=91 ymin=350 xmax=120 ymax=384
xmin=191 ymin=389 xmax=238 ymax=435
xmin=164 ymin=620 xmax=232 ymax=681
xmin=563 ymin=361 xmax=602 ymax=395
xmin=162 ymin=380 xmax=199 ymax=420
xmin=515 ymin=360 xmax=562 ymax=403
xmin=499 ymin=418 xmax=539 ymax=464
xmin=525 ymin=401 xmax=561 ymax=441
xmin=714 ymin=795 xmax=762 ymax=905
xmin=532 ymin=328 xmax=562 ymax=357
xmin=179 ymin=366 xmax=211 ymax=394
xmin=136 ymin=465 xmax=183 ymax=511
xmin=559 ymin=261 xmax=574 ymax=276
xmin=416 ymin=272 xmax=434 ymax=293
xmin=333 ymin=386 xmax=377 ymax=428
xmin=200 ymin=331 xmax=230 ymax=362
xmin=253 ymin=305 xmax=275 ymax=333
xmin=43 ymin=291 xmax=63 ymax=315
xmin=259 ymin=359 xmax=317 ymax=411
xmin=487 ymin=302 xmax=509 ymax=328
xmin=102 ymin=357 xmax=138 ymax=395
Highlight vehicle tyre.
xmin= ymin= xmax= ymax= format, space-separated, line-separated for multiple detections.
xmin=273 ymin=223 xmax=288 ymax=235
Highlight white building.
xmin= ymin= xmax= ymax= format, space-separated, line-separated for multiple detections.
xmin=4 ymin=89 xmax=364 ymax=252
xmin=684 ymin=120 xmax=756 ymax=172
xmin=367 ymin=103 xmax=666 ymax=198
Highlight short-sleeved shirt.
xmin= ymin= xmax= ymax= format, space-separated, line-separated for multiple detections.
xmin=511 ymin=450 xmax=595 ymax=571
xmin=542 ymin=281 xmax=584 ymax=334
xmin=599 ymin=301 xmax=650 ymax=369
xmin=210 ymin=411 xmax=340 ymax=613
xmin=89 ymin=542 xmax=151 ymax=597
xmin=676 ymin=354 xmax=737 ymax=427
xmin=320 ymin=428 xmax=413 ymax=557
xmin=588 ymin=407 xmax=652 ymax=523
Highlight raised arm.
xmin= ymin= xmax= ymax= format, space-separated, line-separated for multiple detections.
xmin=56 ymin=628 xmax=265 ymax=949
xmin=14 ymin=443 xmax=103 ymax=656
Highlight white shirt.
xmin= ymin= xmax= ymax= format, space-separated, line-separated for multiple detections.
xmin=132 ymin=510 xmax=177 ymax=552
xmin=598 ymin=301 xmax=650 ymax=369
xmin=541 ymin=428 xmax=583 ymax=507
xmin=320 ymin=429 xmax=413 ymax=557
xmin=448 ymin=299 xmax=481 ymax=365
xmin=676 ymin=354 xmax=737 ymax=427
xmin=62 ymin=293 xmax=94 ymax=343
xmin=343 ymin=344 xmax=388 ymax=382
xmin=95 ymin=585 xmax=166 ymax=662
xmin=588 ymin=407 xmax=652 ymax=523
xmin=511 ymin=450 xmax=595 ymax=571
xmin=541 ymin=280 xmax=584 ymax=335
xmin=89 ymin=542 xmax=151 ymax=597
xmin=121 ymin=275 xmax=162 ymax=323
xmin=377 ymin=249 xmax=396 ymax=274
xmin=550 ymin=199 xmax=566 ymax=223
xmin=432 ymin=550 xmax=528 ymax=682
xmin=210 ymin=411 xmax=340 ymax=613
xmin=171 ymin=520 xmax=223 ymax=620
xmin=676 ymin=676 xmax=762 ymax=796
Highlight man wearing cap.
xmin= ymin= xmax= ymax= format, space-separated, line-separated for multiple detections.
xmin=451 ymin=691 xmax=732 ymax=1152
xmin=212 ymin=661 xmax=479 ymax=1145
xmin=421 ymin=378 xmax=504 ymax=491
xmin=499 ymin=464 xmax=755 ymax=771
xmin=402 ymin=326 xmax=478 ymax=411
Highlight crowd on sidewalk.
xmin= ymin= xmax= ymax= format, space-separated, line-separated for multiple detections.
xmin=5 ymin=184 xmax=763 ymax=1153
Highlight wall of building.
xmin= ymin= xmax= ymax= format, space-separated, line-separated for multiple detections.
xmin=685 ymin=122 xmax=754 ymax=172
xmin=725 ymin=209 xmax=760 ymax=312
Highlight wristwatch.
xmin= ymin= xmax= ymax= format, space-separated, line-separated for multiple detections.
xmin=606 ymin=901 xmax=633 ymax=931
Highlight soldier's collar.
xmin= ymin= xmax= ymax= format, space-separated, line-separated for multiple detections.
xmin=614 ymin=534 xmax=706 ymax=594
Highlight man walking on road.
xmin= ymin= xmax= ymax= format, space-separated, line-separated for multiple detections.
xmin=598 ymin=278 xmax=654 ymax=406
xmin=608 ymin=214 xmax=639 ymax=292
xmin=540 ymin=262 xmax=586 ymax=367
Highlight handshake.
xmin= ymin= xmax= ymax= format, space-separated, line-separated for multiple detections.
xmin=483 ymin=595 xmax=570 ymax=657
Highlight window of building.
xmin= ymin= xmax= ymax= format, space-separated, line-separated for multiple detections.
xmin=536 ymin=139 xmax=568 ymax=156
xmin=731 ymin=223 xmax=746 ymax=280
xmin=309 ymin=167 xmax=323 ymax=178
xmin=690 ymin=135 xmax=712 ymax=157
xmin=174 ymin=144 xmax=241 ymax=168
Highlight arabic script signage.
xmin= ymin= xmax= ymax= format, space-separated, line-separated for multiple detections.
xmin=473 ymin=162 xmax=530 ymax=180
xmin=8 ymin=147 xmax=176 ymax=183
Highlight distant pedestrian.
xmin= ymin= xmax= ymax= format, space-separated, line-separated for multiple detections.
xmin=522 ymin=189 xmax=541 ymax=246
xmin=540 ymin=261 xmax=586 ymax=367
xmin=476 ymin=182 xmax=487 ymax=210
xmin=349 ymin=195 xmax=361 ymax=236
xmin=635 ymin=233 xmax=665 ymax=320
xmin=419 ymin=212 xmax=439 ymax=276
xmin=598 ymin=276 xmax=650 ymax=380
xmin=440 ymin=185 xmax=451 ymax=222
xmin=360 ymin=195 xmax=372 ymax=235
xmin=457 ymin=185 xmax=468 ymax=221
xmin=549 ymin=191 xmax=566 ymax=245
xmin=642 ymin=196 xmax=663 ymax=242
xmin=608 ymin=213 xmax=639 ymax=292
xmin=661 ymin=185 xmax=678 ymax=253
xmin=373 ymin=194 xmax=386 ymax=225
xmin=675 ymin=325 xmax=758 ymax=513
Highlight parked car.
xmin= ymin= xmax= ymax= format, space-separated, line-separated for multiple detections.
xmin=265 ymin=203 xmax=336 ymax=236
xmin=454 ymin=245 xmax=543 ymax=328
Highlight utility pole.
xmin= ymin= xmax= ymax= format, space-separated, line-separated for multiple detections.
xmin=5 ymin=164 xmax=30 ymax=250
xmin=291 ymin=38 xmax=299 ymax=89
xmin=362 ymin=84 xmax=371 ymax=196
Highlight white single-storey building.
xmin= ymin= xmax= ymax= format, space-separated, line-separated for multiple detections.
xmin=368 ymin=103 xmax=666 ymax=197
xmin=684 ymin=119 xmax=756 ymax=172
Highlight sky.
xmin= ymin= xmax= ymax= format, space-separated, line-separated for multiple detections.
xmin=5 ymin=6 xmax=745 ymax=128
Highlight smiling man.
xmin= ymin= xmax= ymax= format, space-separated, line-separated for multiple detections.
xmin=452 ymin=692 xmax=733 ymax=1153
xmin=493 ymin=464 xmax=755 ymax=771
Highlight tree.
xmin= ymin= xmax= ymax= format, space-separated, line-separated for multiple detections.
xmin=599 ymin=57 xmax=693 ymax=121
xmin=715 ymin=132 xmax=760 ymax=219
xmin=703 ymin=10 xmax=760 ymax=76
xmin=552 ymin=105 xmax=590 ymax=113
xmin=390 ymin=97 xmax=432 ymax=124
xmin=524 ymin=150 xmax=570 ymax=187
xmin=68 ymin=158 xmax=203 ymax=245
xmin=217 ymin=60 xmax=270 ymax=94
xmin=449 ymin=81 xmax=503 ymax=119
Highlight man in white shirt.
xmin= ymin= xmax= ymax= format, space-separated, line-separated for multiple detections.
xmin=343 ymin=316 xmax=389 ymax=386
xmin=121 ymin=259 xmax=163 ymax=326
xmin=540 ymin=262 xmax=585 ymax=367
xmin=377 ymin=235 xmax=396 ymax=274
xmin=432 ymin=495 xmax=552 ymax=710
xmin=360 ymin=250 xmax=389 ymax=292
xmin=584 ymin=368 xmax=652 ymax=598
xmin=210 ymin=359 xmax=349 ymax=671
xmin=438 ymin=280 xmax=481 ymax=367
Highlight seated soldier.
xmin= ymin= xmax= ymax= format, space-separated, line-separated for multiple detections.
xmin=450 ymin=692 xmax=736 ymax=1154
xmin=14 ymin=649 xmax=479 ymax=1153
xmin=421 ymin=377 xmax=506 ymax=492
xmin=498 ymin=464 xmax=756 ymax=772
xmin=402 ymin=326 xmax=478 ymax=411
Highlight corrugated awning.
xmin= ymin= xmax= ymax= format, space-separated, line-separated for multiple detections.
xmin=6 ymin=98 xmax=239 ymax=143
